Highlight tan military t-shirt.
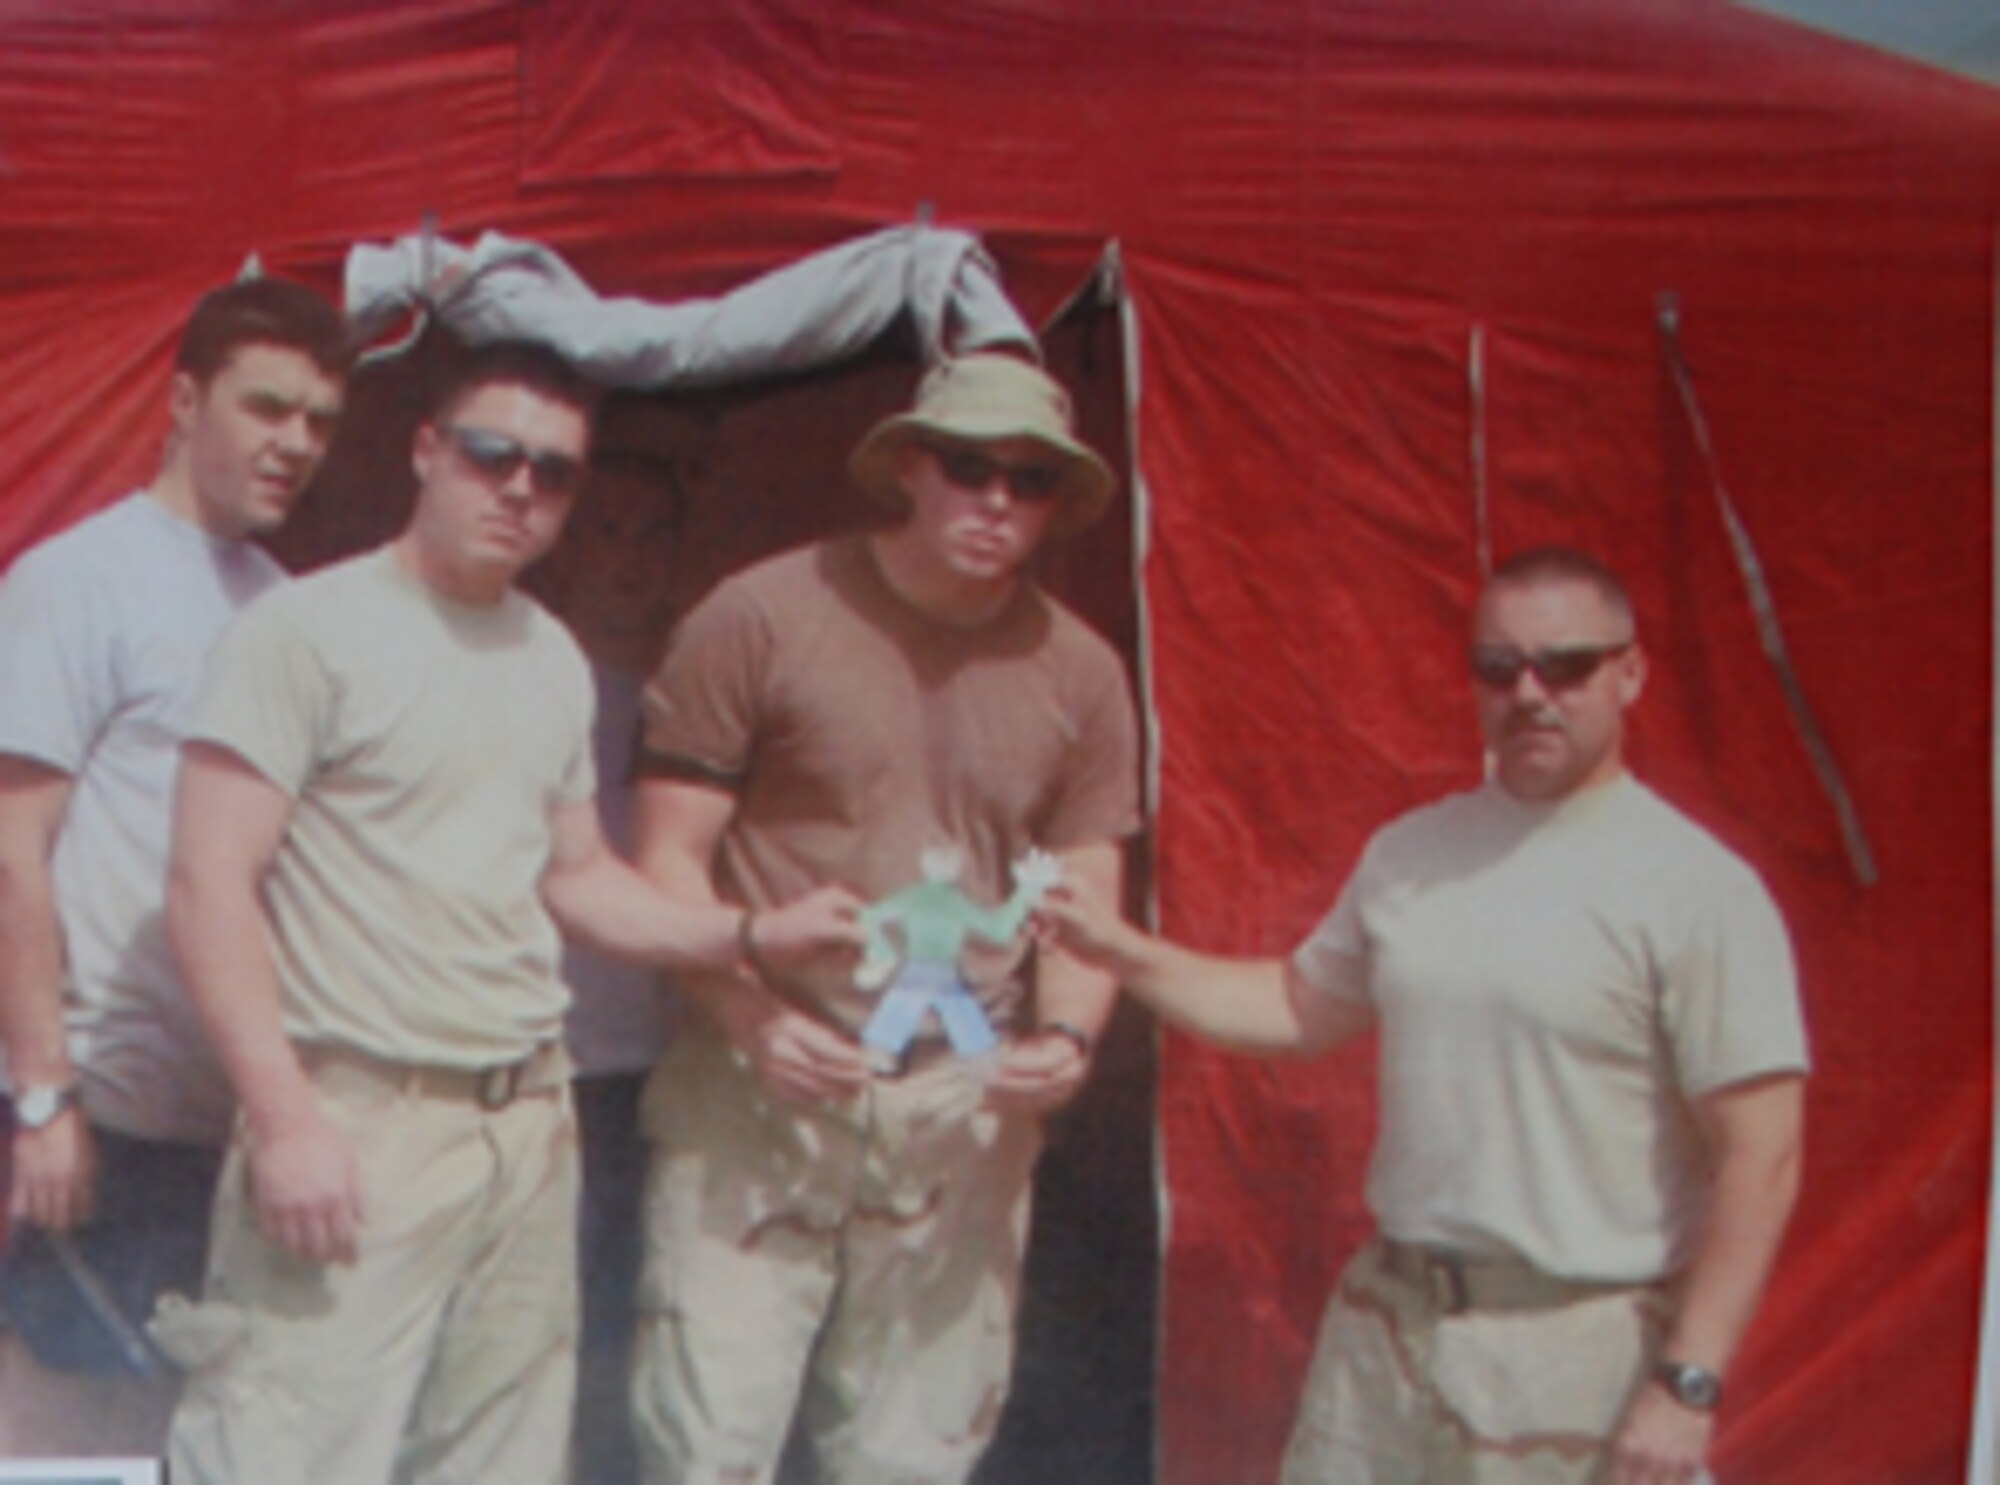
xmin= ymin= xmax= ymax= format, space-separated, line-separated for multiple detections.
xmin=191 ymin=548 xmax=596 ymax=1067
xmin=1294 ymin=776 xmax=1809 ymax=1281
xmin=641 ymin=536 xmax=1141 ymax=1037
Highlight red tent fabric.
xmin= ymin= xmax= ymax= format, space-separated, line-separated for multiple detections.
xmin=1 ymin=2 xmax=1996 ymax=1480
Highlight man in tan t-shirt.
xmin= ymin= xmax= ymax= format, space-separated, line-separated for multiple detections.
xmin=1046 ymin=546 xmax=1808 ymax=1485
xmin=631 ymin=352 xmax=1142 ymax=1483
xmin=157 ymin=342 xmax=860 ymax=1485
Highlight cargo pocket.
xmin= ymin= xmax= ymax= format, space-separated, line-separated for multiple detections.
xmin=1428 ymin=1286 xmax=1661 ymax=1447
xmin=913 ymin=1262 xmax=1016 ymax=1446
xmin=146 ymin=1292 xmax=250 ymax=1372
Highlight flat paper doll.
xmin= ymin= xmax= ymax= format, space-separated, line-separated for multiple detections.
xmin=853 ymin=845 xmax=1062 ymax=1069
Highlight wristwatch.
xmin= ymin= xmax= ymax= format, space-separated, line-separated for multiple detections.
xmin=1654 ymin=1360 xmax=1723 ymax=1411
xmin=14 ymin=1081 xmax=78 ymax=1131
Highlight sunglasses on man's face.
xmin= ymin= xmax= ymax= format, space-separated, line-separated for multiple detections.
xmin=439 ymin=424 xmax=586 ymax=501
xmin=926 ymin=442 xmax=1064 ymax=503
xmin=1468 ymin=642 xmax=1632 ymax=691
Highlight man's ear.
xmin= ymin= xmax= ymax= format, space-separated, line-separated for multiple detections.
xmin=1618 ymin=643 xmax=1648 ymax=708
xmin=412 ymin=421 xmax=439 ymax=486
xmin=167 ymin=370 xmax=200 ymax=437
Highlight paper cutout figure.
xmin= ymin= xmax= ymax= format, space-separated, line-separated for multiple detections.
xmin=853 ymin=845 xmax=1063 ymax=1067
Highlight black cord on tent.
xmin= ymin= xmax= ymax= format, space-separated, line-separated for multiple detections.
xmin=1656 ymin=291 xmax=1878 ymax=886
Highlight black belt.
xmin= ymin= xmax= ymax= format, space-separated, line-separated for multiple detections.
xmin=300 ymin=1042 xmax=569 ymax=1111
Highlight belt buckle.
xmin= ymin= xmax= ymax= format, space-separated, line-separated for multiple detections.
xmin=1423 ymin=1251 xmax=1470 ymax=1315
xmin=475 ymin=1060 xmax=524 ymax=1110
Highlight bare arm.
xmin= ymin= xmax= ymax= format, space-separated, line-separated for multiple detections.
xmin=541 ymin=796 xmax=861 ymax=976
xmin=0 ymin=756 xmax=95 ymax=1231
xmin=168 ymin=742 xmax=361 ymax=1265
xmin=1040 ymin=874 xmax=1375 ymax=1056
xmin=1610 ymin=1073 xmax=1805 ymax=1485
xmin=632 ymin=776 xmax=870 ymax=1103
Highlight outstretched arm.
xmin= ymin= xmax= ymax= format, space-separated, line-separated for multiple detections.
xmin=542 ymin=797 xmax=861 ymax=976
xmin=633 ymin=777 xmax=871 ymax=1103
xmin=169 ymin=743 xmax=361 ymax=1266
xmin=1610 ymin=1073 xmax=1804 ymax=1485
xmin=1041 ymin=874 xmax=1374 ymax=1056
xmin=0 ymin=756 xmax=94 ymax=1232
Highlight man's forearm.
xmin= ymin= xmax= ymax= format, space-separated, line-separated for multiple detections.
xmin=1659 ymin=1076 xmax=1806 ymax=1375
xmin=1032 ymin=948 xmax=1119 ymax=1042
xmin=544 ymin=853 xmax=745 ymax=975
xmin=1092 ymin=923 xmax=1332 ymax=1054
xmin=167 ymin=867 xmax=316 ymax=1136
xmin=0 ymin=862 xmax=74 ymax=1088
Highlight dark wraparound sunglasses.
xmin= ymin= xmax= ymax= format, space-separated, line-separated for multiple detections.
xmin=925 ymin=441 xmax=1064 ymax=503
xmin=439 ymin=424 xmax=586 ymax=500
xmin=1469 ymin=642 xmax=1632 ymax=691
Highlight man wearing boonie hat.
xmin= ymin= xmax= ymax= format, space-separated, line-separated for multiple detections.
xmin=630 ymin=351 xmax=1141 ymax=1482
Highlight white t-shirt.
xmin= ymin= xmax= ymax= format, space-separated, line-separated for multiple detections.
xmin=1294 ymin=774 xmax=1809 ymax=1282
xmin=0 ymin=492 xmax=287 ymax=1141
xmin=190 ymin=547 xmax=596 ymax=1068
xmin=562 ymin=661 xmax=676 ymax=1077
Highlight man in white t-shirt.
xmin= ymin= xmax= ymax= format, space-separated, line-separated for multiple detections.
xmin=1047 ymin=546 xmax=1809 ymax=1485
xmin=0 ymin=277 xmax=349 ymax=1456
xmin=156 ymin=342 xmax=861 ymax=1484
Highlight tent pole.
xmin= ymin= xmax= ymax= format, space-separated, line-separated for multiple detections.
xmin=1970 ymin=229 xmax=2000 ymax=1485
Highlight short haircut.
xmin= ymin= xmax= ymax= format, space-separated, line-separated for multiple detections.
xmin=175 ymin=277 xmax=351 ymax=385
xmin=428 ymin=340 xmax=601 ymax=429
xmin=1485 ymin=544 xmax=1635 ymax=627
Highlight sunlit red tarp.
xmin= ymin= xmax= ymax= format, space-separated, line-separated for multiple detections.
xmin=1 ymin=2 xmax=1996 ymax=1481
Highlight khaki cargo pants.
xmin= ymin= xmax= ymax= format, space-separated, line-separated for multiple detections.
xmin=631 ymin=1022 xmax=1042 ymax=1485
xmin=156 ymin=1048 xmax=580 ymax=1485
xmin=1283 ymin=1239 xmax=1709 ymax=1485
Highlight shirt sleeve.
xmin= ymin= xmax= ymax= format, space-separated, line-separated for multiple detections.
xmin=1291 ymin=838 xmax=1376 ymax=1002
xmin=186 ymin=596 xmax=333 ymax=797
xmin=1037 ymin=647 xmax=1142 ymax=850
xmin=637 ymin=577 xmax=770 ymax=785
xmin=1660 ymin=858 xmax=1811 ymax=1096
xmin=0 ymin=546 xmax=113 ymax=774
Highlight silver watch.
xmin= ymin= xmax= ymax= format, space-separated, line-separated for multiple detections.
xmin=1655 ymin=1360 xmax=1723 ymax=1411
xmin=14 ymin=1082 xmax=78 ymax=1132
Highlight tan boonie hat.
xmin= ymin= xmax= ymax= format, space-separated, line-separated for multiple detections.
xmin=848 ymin=353 xmax=1117 ymax=534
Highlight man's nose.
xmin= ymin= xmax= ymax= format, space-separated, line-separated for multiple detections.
xmin=973 ymin=474 xmax=1015 ymax=512
xmin=496 ymin=464 xmax=537 ymax=504
xmin=1508 ymin=665 xmax=1554 ymax=704
xmin=274 ymin=411 xmax=316 ymax=459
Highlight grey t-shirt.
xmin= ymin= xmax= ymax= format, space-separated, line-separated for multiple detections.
xmin=0 ymin=493 xmax=285 ymax=1141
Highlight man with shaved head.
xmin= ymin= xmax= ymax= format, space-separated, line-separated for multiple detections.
xmin=1048 ymin=546 xmax=1809 ymax=1485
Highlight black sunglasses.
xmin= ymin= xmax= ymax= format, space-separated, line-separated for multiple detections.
xmin=1469 ymin=642 xmax=1632 ymax=691
xmin=439 ymin=424 xmax=586 ymax=500
xmin=925 ymin=442 xmax=1064 ymax=503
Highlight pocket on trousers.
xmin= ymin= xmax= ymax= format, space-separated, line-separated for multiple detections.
xmin=147 ymin=1292 xmax=249 ymax=1372
xmin=1429 ymin=1287 xmax=1661 ymax=1444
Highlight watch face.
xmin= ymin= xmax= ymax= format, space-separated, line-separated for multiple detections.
xmin=15 ymin=1086 xmax=69 ymax=1130
xmin=1663 ymin=1363 xmax=1722 ymax=1410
